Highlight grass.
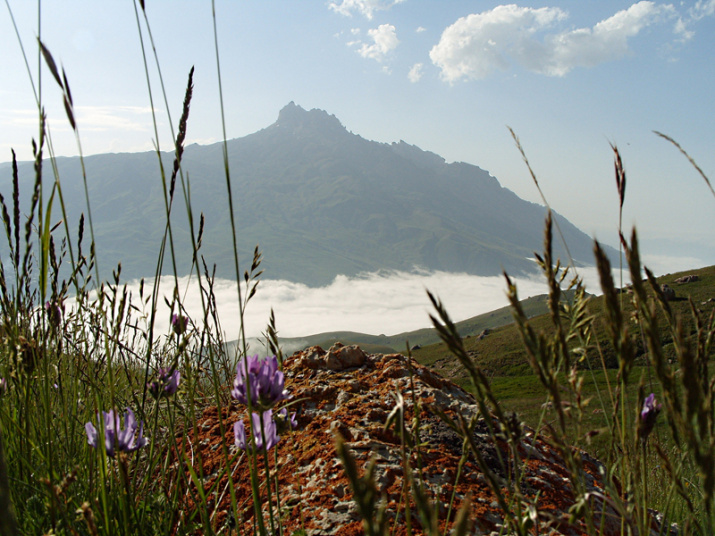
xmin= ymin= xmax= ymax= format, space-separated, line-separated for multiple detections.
xmin=1 ymin=1 xmax=715 ymax=535
xmin=413 ymin=264 xmax=715 ymax=378
xmin=487 ymin=365 xmax=663 ymax=456
xmin=411 ymin=265 xmax=715 ymax=462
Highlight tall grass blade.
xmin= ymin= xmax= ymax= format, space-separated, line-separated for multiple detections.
xmin=0 ymin=428 xmax=20 ymax=536
xmin=508 ymin=126 xmax=575 ymax=269
xmin=37 ymin=38 xmax=62 ymax=88
xmin=654 ymin=131 xmax=715 ymax=200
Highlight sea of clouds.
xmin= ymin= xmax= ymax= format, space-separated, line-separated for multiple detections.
xmin=120 ymin=266 xmax=607 ymax=344
xmin=73 ymin=250 xmax=704 ymax=351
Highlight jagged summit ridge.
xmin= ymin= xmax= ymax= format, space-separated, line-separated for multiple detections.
xmin=4 ymin=102 xmax=618 ymax=285
xmin=390 ymin=139 xmax=446 ymax=169
xmin=273 ymin=101 xmax=347 ymax=136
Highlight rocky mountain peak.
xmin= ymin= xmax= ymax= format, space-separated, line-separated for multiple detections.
xmin=275 ymin=101 xmax=347 ymax=135
xmin=11 ymin=102 xmax=617 ymax=285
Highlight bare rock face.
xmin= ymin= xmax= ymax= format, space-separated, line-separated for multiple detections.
xmin=674 ymin=275 xmax=699 ymax=284
xmin=297 ymin=342 xmax=368 ymax=371
xmin=185 ymin=345 xmax=671 ymax=535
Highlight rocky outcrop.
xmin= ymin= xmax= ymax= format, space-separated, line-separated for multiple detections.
xmin=674 ymin=275 xmax=699 ymax=284
xmin=184 ymin=345 xmax=672 ymax=535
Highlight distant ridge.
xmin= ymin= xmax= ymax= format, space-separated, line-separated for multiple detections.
xmin=3 ymin=102 xmax=618 ymax=285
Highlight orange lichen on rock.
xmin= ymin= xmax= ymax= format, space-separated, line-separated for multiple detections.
xmin=178 ymin=344 xmax=672 ymax=535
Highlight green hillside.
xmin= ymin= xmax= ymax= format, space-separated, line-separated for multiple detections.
xmin=412 ymin=265 xmax=715 ymax=384
xmin=278 ymin=265 xmax=715 ymax=389
xmin=276 ymin=290 xmax=566 ymax=353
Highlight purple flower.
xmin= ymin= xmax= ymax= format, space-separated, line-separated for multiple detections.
xmin=234 ymin=419 xmax=247 ymax=450
xmin=85 ymin=408 xmax=148 ymax=458
xmin=171 ymin=314 xmax=188 ymax=336
xmin=638 ymin=393 xmax=662 ymax=441
xmin=275 ymin=408 xmax=298 ymax=435
xmin=234 ymin=410 xmax=280 ymax=452
xmin=148 ymin=368 xmax=181 ymax=399
xmin=232 ymin=355 xmax=290 ymax=411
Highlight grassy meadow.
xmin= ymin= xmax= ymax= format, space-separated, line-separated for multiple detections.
xmin=1 ymin=2 xmax=715 ymax=535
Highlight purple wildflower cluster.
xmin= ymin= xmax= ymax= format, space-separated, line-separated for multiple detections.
xmin=148 ymin=368 xmax=181 ymax=399
xmin=232 ymin=355 xmax=290 ymax=411
xmin=85 ymin=408 xmax=148 ymax=458
xmin=638 ymin=393 xmax=662 ymax=442
xmin=232 ymin=355 xmax=296 ymax=452
xmin=234 ymin=411 xmax=280 ymax=451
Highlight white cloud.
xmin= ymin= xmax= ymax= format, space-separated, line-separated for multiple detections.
xmin=0 ymin=109 xmax=39 ymax=128
xmin=539 ymin=2 xmax=674 ymax=76
xmin=74 ymin=105 xmax=156 ymax=132
xmin=430 ymin=2 xmax=675 ymax=82
xmin=429 ymin=5 xmax=567 ymax=81
xmin=67 ymin=258 xmax=693 ymax=358
xmin=1 ymin=106 xmax=155 ymax=133
xmin=674 ymin=17 xmax=695 ymax=41
xmin=692 ymin=0 xmax=715 ymax=19
xmin=329 ymin=0 xmax=406 ymax=20
xmin=0 ymin=105 xmax=160 ymax=161
xmin=408 ymin=62 xmax=424 ymax=82
xmin=416 ymin=26 xmax=426 ymax=33
xmin=117 ymin=270 xmax=554 ymax=341
xmin=111 ymin=263 xmax=643 ymax=347
xmin=357 ymin=23 xmax=399 ymax=62
xmin=674 ymin=0 xmax=715 ymax=41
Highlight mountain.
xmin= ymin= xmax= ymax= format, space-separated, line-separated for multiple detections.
xmin=0 ymin=102 xmax=617 ymax=286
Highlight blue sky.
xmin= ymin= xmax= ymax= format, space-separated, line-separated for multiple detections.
xmin=2 ymin=0 xmax=714 ymax=274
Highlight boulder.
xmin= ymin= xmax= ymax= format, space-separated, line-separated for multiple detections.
xmin=184 ymin=346 xmax=674 ymax=535
xmin=674 ymin=275 xmax=699 ymax=284
xmin=296 ymin=343 xmax=368 ymax=371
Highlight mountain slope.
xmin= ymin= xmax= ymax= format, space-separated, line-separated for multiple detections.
xmin=414 ymin=265 xmax=715 ymax=380
xmin=274 ymin=291 xmax=563 ymax=354
xmin=2 ymin=102 xmax=616 ymax=285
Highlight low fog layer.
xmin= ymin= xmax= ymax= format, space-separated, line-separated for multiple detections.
xmin=108 ymin=249 xmax=694 ymax=344
xmin=117 ymin=265 xmax=627 ymax=343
